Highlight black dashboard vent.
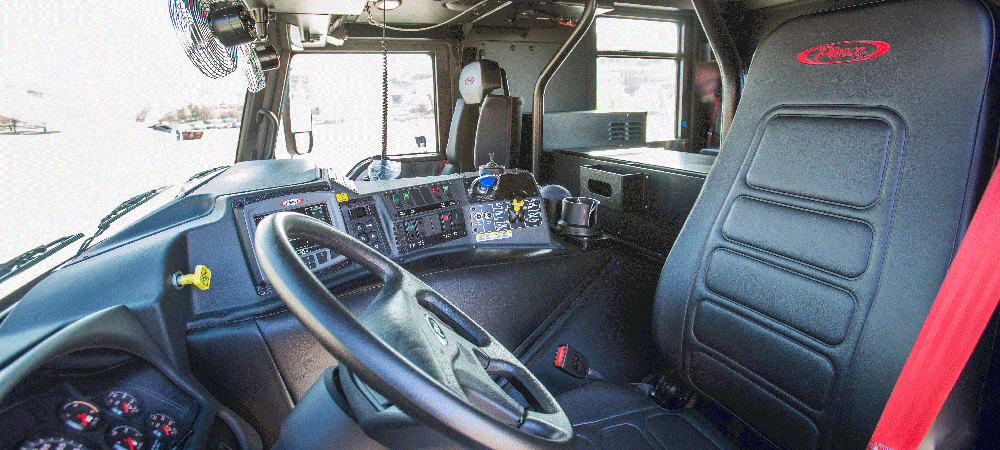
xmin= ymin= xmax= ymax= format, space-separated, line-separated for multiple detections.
xmin=608 ymin=121 xmax=644 ymax=142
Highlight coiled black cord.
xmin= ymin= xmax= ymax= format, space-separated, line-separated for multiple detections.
xmin=381 ymin=4 xmax=389 ymax=160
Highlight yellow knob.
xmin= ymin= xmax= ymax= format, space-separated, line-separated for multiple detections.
xmin=512 ymin=198 xmax=524 ymax=212
xmin=175 ymin=265 xmax=211 ymax=290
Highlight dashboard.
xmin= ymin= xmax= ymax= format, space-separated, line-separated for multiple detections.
xmin=0 ymin=160 xmax=559 ymax=450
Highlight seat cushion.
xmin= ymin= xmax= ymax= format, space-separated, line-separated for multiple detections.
xmin=557 ymin=382 xmax=740 ymax=450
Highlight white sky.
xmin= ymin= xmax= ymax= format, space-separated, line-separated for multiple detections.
xmin=0 ymin=0 xmax=247 ymax=123
xmin=0 ymin=0 xmax=248 ymax=290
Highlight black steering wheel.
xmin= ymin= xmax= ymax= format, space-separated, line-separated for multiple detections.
xmin=253 ymin=212 xmax=574 ymax=449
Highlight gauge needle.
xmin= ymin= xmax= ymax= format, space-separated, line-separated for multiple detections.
xmin=128 ymin=438 xmax=135 ymax=450
xmin=123 ymin=403 xmax=129 ymax=413
xmin=163 ymin=424 xmax=170 ymax=435
xmin=77 ymin=413 xmax=88 ymax=426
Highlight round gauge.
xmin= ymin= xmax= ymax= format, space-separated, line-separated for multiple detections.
xmin=107 ymin=425 xmax=144 ymax=450
xmin=106 ymin=391 xmax=140 ymax=417
xmin=59 ymin=400 xmax=101 ymax=431
xmin=146 ymin=413 xmax=179 ymax=439
xmin=20 ymin=437 xmax=91 ymax=450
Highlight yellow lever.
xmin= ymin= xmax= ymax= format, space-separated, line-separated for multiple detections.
xmin=511 ymin=198 xmax=525 ymax=212
xmin=173 ymin=265 xmax=211 ymax=290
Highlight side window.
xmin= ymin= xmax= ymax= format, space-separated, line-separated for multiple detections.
xmin=595 ymin=17 xmax=682 ymax=143
xmin=278 ymin=53 xmax=438 ymax=176
xmin=1 ymin=1 xmax=246 ymax=295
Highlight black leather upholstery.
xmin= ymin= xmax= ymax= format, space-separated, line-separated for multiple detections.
xmin=561 ymin=382 xmax=743 ymax=450
xmin=444 ymin=59 xmax=523 ymax=173
xmin=475 ymin=94 xmax=522 ymax=168
xmin=445 ymin=60 xmax=503 ymax=173
xmin=445 ymin=98 xmax=479 ymax=173
xmin=560 ymin=1 xmax=1000 ymax=449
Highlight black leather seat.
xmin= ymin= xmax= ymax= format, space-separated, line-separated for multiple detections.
xmin=442 ymin=59 xmax=522 ymax=174
xmin=557 ymin=1 xmax=1000 ymax=449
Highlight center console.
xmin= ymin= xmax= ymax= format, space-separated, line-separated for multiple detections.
xmin=234 ymin=170 xmax=553 ymax=294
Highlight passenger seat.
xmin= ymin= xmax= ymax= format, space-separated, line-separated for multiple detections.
xmin=555 ymin=0 xmax=1000 ymax=449
xmin=442 ymin=59 xmax=522 ymax=174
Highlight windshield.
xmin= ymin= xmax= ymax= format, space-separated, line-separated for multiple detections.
xmin=1 ymin=2 xmax=247 ymax=296
xmin=276 ymin=53 xmax=439 ymax=176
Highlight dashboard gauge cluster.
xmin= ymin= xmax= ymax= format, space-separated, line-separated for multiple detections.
xmin=0 ymin=351 xmax=198 ymax=450
xmin=16 ymin=391 xmax=186 ymax=450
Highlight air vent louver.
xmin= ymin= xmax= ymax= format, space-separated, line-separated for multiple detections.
xmin=608 ymin=121 xmax=644 ymax=142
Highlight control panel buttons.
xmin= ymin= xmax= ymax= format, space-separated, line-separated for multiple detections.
xmin=341 ymin=197 xmax=390 ymax=256
xmin=393 ymin=207 xmax=466 ymax=254
xmin=302 ymin=255 xmax=317 ymax=269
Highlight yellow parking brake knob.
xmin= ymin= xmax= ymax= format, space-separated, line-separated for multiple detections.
xmin=512 ymin=198 xmax=525 ymax=212
xmin=173 ymin=265 xmax=211 ymax=290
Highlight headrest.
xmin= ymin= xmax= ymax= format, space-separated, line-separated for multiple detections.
xmin=459 ymin=59 xmax=503 ymax=105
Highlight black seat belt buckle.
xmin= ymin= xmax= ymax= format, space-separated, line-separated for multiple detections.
xmin=555 ymin=345 xmax=598 ymax=379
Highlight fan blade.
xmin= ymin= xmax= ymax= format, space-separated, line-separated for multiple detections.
xmin=169 ymin=0 xmax=237 ymax=79
xmin=238 ymin=44 xmax=265 ymax=93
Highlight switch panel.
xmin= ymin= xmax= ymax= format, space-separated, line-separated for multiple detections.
xmin=339 ymin=196 xmax=391 ymax=255
xmin=393 ymin=208 xmax=467 ymax=254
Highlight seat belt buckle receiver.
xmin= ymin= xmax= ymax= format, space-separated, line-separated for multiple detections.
xmin=555 ymin=345 xmax=600 ymax=379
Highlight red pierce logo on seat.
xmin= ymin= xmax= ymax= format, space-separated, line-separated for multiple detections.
xmin=797 ymin=41 xmax=890 ymax=65
xmin=464 ymin=76 xmax=475 ymax=85
xmin=279 ymin=198 xmax=303 ymax=207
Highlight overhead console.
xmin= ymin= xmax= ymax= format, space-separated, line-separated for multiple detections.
xmin=232 ymin=171 xmax=553 ymax=295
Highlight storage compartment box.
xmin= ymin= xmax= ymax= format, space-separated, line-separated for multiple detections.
xmin=580 ymin=164 xmax=647 ymax=212
xmin=544 ymin=111 xmax=647 ymax=149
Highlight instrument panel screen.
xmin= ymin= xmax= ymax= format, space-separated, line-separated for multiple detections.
xmin=253 ymin=203 xmax=333 ymax=256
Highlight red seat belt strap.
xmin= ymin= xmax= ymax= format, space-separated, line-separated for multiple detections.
xmin=868 ymin=161 xmax=1000 ymax=450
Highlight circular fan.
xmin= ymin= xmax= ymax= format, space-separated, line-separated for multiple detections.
xmin=168 ymin=0 xmax=266 ymax=92
xmin=238 ymin=43 xmax=265 ymax=92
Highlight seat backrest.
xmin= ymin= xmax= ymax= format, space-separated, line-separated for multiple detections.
xmin=654 ymin=1 xmax=998 ymax=448
xmin=474 ymin=92 xmax=522 ymax=169
xmin=444 ymin=60 xmax=503 ymax=173
xmin=443 ymin=59 xmax=523 ymax=173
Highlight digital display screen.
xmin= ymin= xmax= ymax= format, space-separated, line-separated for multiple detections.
xmin=254 ymin=203 xmax=333 ymax=256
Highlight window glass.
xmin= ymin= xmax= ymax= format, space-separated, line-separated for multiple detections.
xmin=1 ymin=2 xmax=245 ymax=295
xmin=596 ymin=17 xmax=680 ymax=53
xmin=596 ymin=58 xmax=679 ymax=142
xmin=278 ymin=53 xmax=438 ymax=177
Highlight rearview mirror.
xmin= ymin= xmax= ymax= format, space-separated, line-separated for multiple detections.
xmin=285 ymin=95 xmax=315 ymax=155
xmin=292 ymin=128 xmax=313 ymax=155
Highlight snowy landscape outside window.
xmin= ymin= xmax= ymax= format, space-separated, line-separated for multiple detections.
xmin=0 ymin=2 xmax=246 ymax=296
xmin=278 ymin=53 xmax=438 ymax=176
